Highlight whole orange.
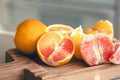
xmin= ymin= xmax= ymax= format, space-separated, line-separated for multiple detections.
xmin=14 ymin=19 xmax=48 ymax=54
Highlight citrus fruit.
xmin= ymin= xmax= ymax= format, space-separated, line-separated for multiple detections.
xmin=14 ymin=19 xmax=48 ymax=54
xmin=80 ymin=34 xmax=101 ymax=66
xmin=48 ymin=24 xmax=73 ymax=36
xmin=37 ymin=31 xmax=75 ymax=66
xmin=80 ymin=33 xmax=115 ymax=66
xmin=92 ymin=20 xmax=114 ymax=39
xmin=70 ymin=26 xmax=85 ymax=59
xmin=95 ymin=33 xmax=115 ymax=63
xmin=83 ymin=28 xmax=98 ymax=34
xmin=109 ymin=42 xmax=120 ymax=64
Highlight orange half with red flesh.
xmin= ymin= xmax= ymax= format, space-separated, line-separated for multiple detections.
xmin=37 ymin=31 xmax=75 ymax=66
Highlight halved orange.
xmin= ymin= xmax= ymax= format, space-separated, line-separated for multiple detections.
xmin=37 ymin=31 xmax=75 ymax=66
xmin=48 ymin=24 xmax=73 ymax=36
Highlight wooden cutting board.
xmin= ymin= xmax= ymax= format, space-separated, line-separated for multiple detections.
xmin=0 ymin=48 xmax=120 ymax=80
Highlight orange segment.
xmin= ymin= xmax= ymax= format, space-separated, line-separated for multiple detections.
xmin=14 ymin=19 xmax=48 ymax=54
xmin=70 ymin=26 xmax=85 ymax=59
xmin=48 ymin=24 xmax=73 ymax=36
xmin=37 ymin=31 xmax=75 ymax=66
xmin=80 ymin=34 xmax=101 ymax=66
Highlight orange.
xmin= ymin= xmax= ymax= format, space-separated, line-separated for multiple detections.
xmin=83 ymin=20 xmax=114 ymax=39
xmin=48 ymin=24 xmax=73 ymax=36
xmin=92 ymin=20 xmax=114 ymax=39
xmin=70 ymin=26 xmax=85 ymax=59
xmin=14 ymin=19 xmax=48 ymax=54
xmin=37 ymin=31 xmax=75 ymax=66
xmin=83 ymin=28 xmax=98 ymax=34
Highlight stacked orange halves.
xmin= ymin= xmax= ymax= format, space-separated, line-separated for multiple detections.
xmin=14 ymin=19 xmax=120 ymax=66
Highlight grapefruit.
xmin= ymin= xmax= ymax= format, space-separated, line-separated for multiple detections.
xmin=80 ymin=33 xmax=115 ymax=66
xmin=37 ymin=31 xmax=75 ymax=66
xmin=109 ymin=42 xmax=120 ymax=64
xmin=14 ymin=19 xmax=48 ymax=54
xmin=95 ymin=33 xmax=115 ymax=63
xmin=80 ymin=34 xmax=101 ymax=66
xmin=48 ymin=24 xmax=73 ymax=36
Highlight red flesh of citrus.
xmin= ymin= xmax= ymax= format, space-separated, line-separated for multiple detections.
xmin=109 ymin=43 xmax=120 ymax=64
xmin=37 ymin=31 xmax=75 ymax=66
xmin=80 ymin=33 xmax=115 ymax=66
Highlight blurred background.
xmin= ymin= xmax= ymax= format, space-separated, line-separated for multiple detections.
xmin=0 ymin=0 xmax=120 ymax=63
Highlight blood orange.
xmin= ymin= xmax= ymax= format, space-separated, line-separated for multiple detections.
xmin=37 ymin=31 xmax=75 ymax=66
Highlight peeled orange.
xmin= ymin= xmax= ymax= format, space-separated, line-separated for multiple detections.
xmin=37 ymin=31 xmax=75 ymax=66
xmin=83 ymin=28 xmax=98 ymax=34
xmin=14 ymin=19 xmax=48 ymax=54
xmin=92 ymin=20 xmax=114 ymax=39
xmin=48 ymin=24 xmax=73 ymax=36
xmin=83 ymin=20 xmax=114 ymax=39
xmin=70 ymin=26 xmax=85 ymax=59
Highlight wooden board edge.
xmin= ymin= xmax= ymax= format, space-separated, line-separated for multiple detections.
xmin=24 ymin=64 xmax=120 ymax=80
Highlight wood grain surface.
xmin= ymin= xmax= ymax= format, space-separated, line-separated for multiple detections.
xmin=0 ymin=49 xmax=120 ymax=80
